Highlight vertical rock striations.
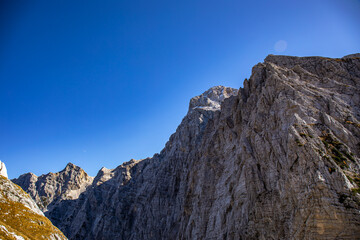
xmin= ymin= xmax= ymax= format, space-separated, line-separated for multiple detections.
xmin=15 ymin=54 xmax=360 ymax=239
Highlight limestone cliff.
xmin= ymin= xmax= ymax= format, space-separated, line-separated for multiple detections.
xmin=15 ymin=54 xmax=360 ymax=239
xmin=0 ymin=162 xmax=67 ymax=240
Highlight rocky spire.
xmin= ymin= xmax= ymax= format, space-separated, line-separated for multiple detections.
xmin=0 ymin=160 xmax=8 ymax=178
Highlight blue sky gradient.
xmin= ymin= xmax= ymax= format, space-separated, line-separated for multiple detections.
xmin=1 ymin=0 xmax=359 ymax=178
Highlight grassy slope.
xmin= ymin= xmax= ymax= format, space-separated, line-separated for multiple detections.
xmin=0 ymin=176 xmax=67 ymax=240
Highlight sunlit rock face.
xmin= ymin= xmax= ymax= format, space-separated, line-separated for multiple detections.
xmin=0 ymin=162 xmax=67 ymax=240
xmin=0 ymin=161 xmax=7 ymax=178
xmin=15 ymin=54 xmax=360 ymax=239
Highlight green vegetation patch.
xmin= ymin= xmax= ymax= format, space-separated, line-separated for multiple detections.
xmin=299 ymin=133 xmax=307 ymax=138
xmin=299 ymin=132 xmax=314 ymax=139
xmin=320 ymin=133 xmax=355 ymax=169
xmin=346 ymin=174 xmax=360 ymax=186
xmin=295 ymin=138 xmax=304 ymax=147
xmin=351 ymin=188 xmax=360 ymax=194
xmin=344 ymin=172 xmax=360 ymax=196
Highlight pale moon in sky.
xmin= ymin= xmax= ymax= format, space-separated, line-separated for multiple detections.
xmin=274 ymin=40 xmax=288 ymax=52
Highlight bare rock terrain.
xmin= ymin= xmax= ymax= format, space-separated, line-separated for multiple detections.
xmin=14 ymin=54 xmax=360 ymax=239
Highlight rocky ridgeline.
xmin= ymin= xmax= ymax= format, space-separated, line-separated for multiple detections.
xmin=0 ymin=162 xmax=67 ymax=240
xmin=14 ymin=54 xmax=360 ymax=239
xmin=13 ymin=163 xmax=93 ymax=213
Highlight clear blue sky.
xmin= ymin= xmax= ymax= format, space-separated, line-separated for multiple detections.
xmin=1 ymin=0 xmax=359 ymax=179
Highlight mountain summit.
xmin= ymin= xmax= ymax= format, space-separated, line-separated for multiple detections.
xmin=189 ymin=85 xmax=238 ymax=111
xmin=12 ymin=163 xmax=93 ymax=212
xmin=14 ymin=54 xmax=360 ymax=239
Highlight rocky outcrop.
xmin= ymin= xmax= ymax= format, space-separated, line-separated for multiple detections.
xmin=0 ymin=161 xmax=67 ymax=239
xmin=0 ymin=160 xmax=7 ymax=178
xmin=12 ymin=163 xmax=94 ymax=213
xmin=15 ymin=55 xmax=360 ymax=239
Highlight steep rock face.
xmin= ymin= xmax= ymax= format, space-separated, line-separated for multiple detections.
xmin=16 ymin=55 xmax=360 ymax=239
xmin=0 ymin=162 xmax=67 ymax=240
xmin=12 ymin=163 xmax=93 ymax=214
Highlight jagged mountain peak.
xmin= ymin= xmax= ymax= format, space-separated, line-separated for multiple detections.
xmin=11 ymin=172 xmax=38 ymax=191
xmin=94 ymin=159 xmax=143 ymax=187
xmin=94 ymin=166 xmax=115 ymax=185
xmin=189 ymin=85 xmax=238 ymax=111
xmin=61 ymin=162 xmax=87 ymax=176
xmin=64 ymin=162 xmax=77 ymax=170
xmin=12 ymin=163 xmax=94 ymax=212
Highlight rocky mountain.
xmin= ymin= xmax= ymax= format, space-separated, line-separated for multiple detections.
xmin=0 ymin=162 xmax=67 ymax=240
xmin=14 ymin=54 xmax=360 ymax=239
xmin=12 ymin=163 xmax=93 ymax=213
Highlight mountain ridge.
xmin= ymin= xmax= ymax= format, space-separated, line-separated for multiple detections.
xmin=12 ymin=162 xmax=94 ymax=213
xmin=13 ymin=54 xmax=360 ymax=239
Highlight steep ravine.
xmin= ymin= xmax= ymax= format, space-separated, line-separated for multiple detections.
xmin=14 ymin=54 xmax=360 ymax=239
